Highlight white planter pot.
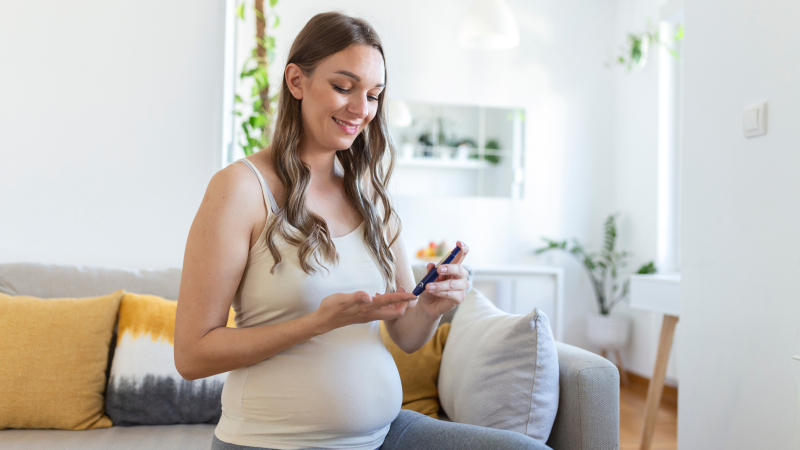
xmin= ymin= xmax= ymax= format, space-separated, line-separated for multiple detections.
xmin=587 ymin=314 xmax=631 ymax=349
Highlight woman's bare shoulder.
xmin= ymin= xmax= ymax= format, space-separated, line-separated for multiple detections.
xmin=246 ymin=148 xmax=286 ymax=207
xmin=190 ymin=161 xmax=266 ymax=250
xmin=206 ymin=160 xmax=262 ymax=206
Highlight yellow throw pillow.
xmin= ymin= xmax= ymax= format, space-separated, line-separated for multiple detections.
xmin=380 ymin=321 xmax=451 ymax=419
xmin=105 ymin=293 xmax=236 ymax=425
xmin=0 ymin=290 xmax=123 ymax=430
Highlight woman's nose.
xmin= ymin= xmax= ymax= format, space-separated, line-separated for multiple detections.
xmin=347 ymin=94 xmax=369 ymax=119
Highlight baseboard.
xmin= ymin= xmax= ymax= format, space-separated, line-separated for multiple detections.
xmin=626 ymin=371 xmax=678 ymax=405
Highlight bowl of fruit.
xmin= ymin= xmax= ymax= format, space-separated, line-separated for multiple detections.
xmin=415 ymin=241 xmax=450 ymax=263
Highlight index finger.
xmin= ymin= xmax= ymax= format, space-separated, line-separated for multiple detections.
xmin=451 ymin=241 xmax=469 ymax=265
xmin=372 ymin=292 xmax=417 ymax=307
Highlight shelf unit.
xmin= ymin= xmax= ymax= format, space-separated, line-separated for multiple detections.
xmin=396 ymin=157 xmax=489 ymax=169
xmin=388 ymin=100 xmax=525 ymax=198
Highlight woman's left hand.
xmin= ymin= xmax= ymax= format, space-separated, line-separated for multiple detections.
xmin=416 ymin=241 xmax=470 ymax=318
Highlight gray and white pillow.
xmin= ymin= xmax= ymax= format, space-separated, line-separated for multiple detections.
xmin=105 ymin=293 xmax=228 ymax=425
xmin=438 ymin=289 xmax=559 ymax=442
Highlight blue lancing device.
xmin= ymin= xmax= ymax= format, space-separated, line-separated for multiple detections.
xmin=413 ymin=246 xmax=461 ymax=296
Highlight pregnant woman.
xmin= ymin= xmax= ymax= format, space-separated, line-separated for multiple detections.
xmin=174 ymin=11 xmax=547 ymax=450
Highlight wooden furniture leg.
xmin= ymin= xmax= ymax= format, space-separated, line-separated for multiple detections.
xmin=640 ymin=314 xmax=679 ymax=450
xmin=614 ymin=349 xmax=630 ymax=386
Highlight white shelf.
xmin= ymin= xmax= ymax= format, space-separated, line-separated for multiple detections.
xmin=396 ymin=157 xmax=489 ymax=169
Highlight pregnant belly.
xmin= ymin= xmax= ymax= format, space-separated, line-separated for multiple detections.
xmin=236 ymin=324 xmax=403 ymax=436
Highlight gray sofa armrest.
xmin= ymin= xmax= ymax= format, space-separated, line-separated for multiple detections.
xmin=546 ymin=342 xmax=620 ymax=450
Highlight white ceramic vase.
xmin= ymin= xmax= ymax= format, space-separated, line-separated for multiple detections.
xmin=587 ymin=313 xmax=631 ymax=349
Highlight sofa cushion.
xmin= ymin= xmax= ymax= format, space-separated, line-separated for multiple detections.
xmin=0 ymin=423 xmax=216 ymax=450
xmin=0 ymin=290 xmax=123 ymax=430
xmin=438 ymin=289 xmax=559 ymax=443
xmin=379 ymin=321 xmax=451 ymax=419
xmin=106 ymin=293 xmax=235 ymax=425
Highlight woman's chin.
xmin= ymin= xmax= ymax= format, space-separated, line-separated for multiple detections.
xmin=329 ymin=137 xmax=357 ymax=150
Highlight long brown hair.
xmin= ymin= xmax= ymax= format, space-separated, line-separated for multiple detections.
xmin=264 ymin=11 xmax=400 ymax=293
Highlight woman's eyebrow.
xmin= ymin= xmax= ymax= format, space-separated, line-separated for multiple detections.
xmin=334 ymin=70 xmax=385 ymax=88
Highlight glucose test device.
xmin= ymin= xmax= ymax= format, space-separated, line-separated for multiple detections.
xmin=412 ymin=246 xmax=462 ymax=296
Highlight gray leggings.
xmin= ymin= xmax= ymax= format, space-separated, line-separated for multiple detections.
xmin=210 ymin=409 xmax=551 ymax=450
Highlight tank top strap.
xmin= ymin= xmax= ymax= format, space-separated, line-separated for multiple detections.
xmin=237 ymin=158 xmax=280 ymax=216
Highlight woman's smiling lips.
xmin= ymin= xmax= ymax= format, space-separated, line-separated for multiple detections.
xmin=333 ymin=117 xmax=359 ymax=135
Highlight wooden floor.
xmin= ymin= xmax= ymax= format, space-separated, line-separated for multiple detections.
xmin=619 ymin=380 xmax=677 ymax=450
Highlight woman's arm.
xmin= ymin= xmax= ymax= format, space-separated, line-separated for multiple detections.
xmin=381 ymin=227 xmax=441 ymax=354
xmin=174 ymin=164 xmax=327 ymax=380
xmin=174 ymin=164 xmax=415 ymax=380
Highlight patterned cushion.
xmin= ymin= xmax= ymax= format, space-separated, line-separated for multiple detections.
xmin=105 ymin=293 xmax=235 ymax=425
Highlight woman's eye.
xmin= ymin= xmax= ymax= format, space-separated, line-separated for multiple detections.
xmin=334 ymin=83 xmax=379 ymax=102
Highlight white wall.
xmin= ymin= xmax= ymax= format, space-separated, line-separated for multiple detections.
xmin=0 ymin=0 xmax=226 ymax=269
xmin=679 ymin=0 xmax=800 ymax=447
xmin=268 ymin=0 xmax=617 ymax=351
xmin=610 ymin=0 xmax=680 ymax=382
xmin=2 ymin=0 xmax=623 ymax=359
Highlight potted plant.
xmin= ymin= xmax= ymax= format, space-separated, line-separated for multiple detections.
xmin=535 ymin=214 xmax=656 ymax=350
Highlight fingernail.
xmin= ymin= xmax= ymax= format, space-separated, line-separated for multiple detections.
xmin=439 ymin=266 xmax=448 ymax=273
xmin=427 ymin=284 xmax=437 ymax=291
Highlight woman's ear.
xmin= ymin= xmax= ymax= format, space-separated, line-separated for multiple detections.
xmin=285 ymin=63 xmax=304 ymax=100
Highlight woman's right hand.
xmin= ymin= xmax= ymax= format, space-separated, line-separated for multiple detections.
xmin=315 ymin=290 xmax=418 ymax=333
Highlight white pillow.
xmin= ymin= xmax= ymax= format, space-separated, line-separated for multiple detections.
xmin=438 ymin=288 xmax=559 ymax=442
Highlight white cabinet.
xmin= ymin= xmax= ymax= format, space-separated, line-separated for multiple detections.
xmin=469 ymin=264 xmax=564 ymax=340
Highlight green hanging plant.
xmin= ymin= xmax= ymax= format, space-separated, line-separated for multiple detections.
xmin=606 ymin=20 xmax=684 ymax=72
xmin=234 ymin=0 xmax=280 ymax=156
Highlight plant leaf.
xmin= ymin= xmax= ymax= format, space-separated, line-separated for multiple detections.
xmin=637 ymin=261 xmax=657 ymax=274
xmin=675 ymin=24 xmax=684 ymax=41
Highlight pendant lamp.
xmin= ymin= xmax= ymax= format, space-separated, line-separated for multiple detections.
xmin=459 ymin=0 xmax=520 ymax=49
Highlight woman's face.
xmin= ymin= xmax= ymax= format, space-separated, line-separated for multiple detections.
xmin=286 ymin=44 xmax=386 ymax=152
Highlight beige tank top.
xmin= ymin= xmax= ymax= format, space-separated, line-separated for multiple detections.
xmin=214 ymin=159 xmax=402 ymax=450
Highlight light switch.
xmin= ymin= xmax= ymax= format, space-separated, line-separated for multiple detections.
xmin=743 ymin=109 xmax=759 ymax=131
xmin=743 ymin=101 xmax=767 ymax=138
